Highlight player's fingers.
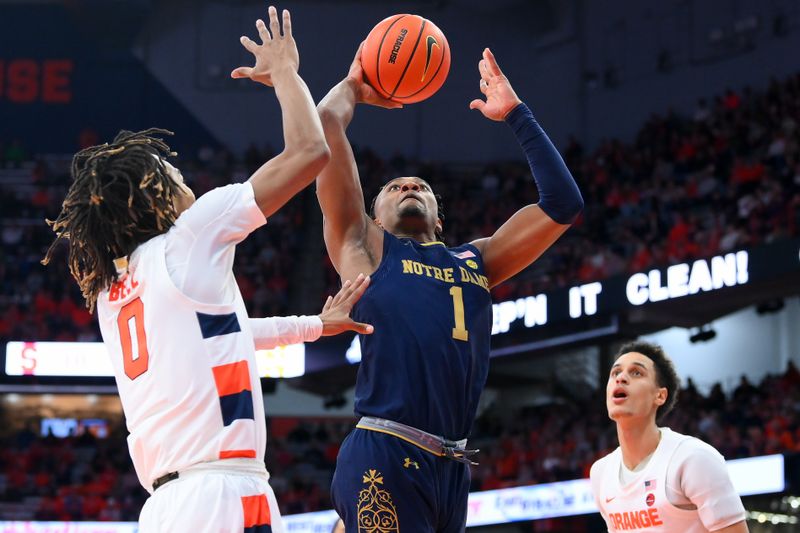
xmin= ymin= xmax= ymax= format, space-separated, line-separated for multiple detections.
xmin=268 ymin=5 xmax=281 ymax=38
xmin=371 ymin=99 xmax=403 ymax=109
xmin=479 ymin=78 xmax=489 ymax=95
xmin=240 ymin=36 xmax=259 ymax=53
xmin=231 ymin=66 xmax=254 ymax=79
xmin=484 ymin=48 xmax=503 ymax=76
xmin=282 ymin=9 xmax=292 ymax=38
xmin=350 ymin=42 xmax=366 ymax=73
xmin=336 ymin=274 xmax=363 ymax=304
xmin=363 ymin=87 xmax=403 ymax=109
xmin=331 ymin=278 xmax=355 ymax=305
xmin=349 ymin=321 xmax=374 ymax=335
xmin=469 ymin=99 xmax=485 ymax=111
xmin=343 ymin=275 xmax=370 ymax=306
xmin=322 ymin=295 xmax=333 ymax=313
xmin=478 ymin=59 xmax=491 ymax=83
xmin=378 ymin=100 xmax=404 ymax=110
xmin=256 ymin=19 xmax=270 ymax=43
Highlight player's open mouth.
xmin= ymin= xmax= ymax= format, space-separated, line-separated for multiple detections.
xmin=612 ymin=388 xmax=627 ymax=403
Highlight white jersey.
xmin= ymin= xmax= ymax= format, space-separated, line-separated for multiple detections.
xmin=590 ymin=428 xmax=746 ymax=532
xmin=97 ymin=183 xmax=270 ymax=493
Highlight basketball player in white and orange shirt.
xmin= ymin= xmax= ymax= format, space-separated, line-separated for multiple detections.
xmin=590 ymin=341 xmax=748 ymax=532
xmin=43 ymin=6 xmax=373 ymax=532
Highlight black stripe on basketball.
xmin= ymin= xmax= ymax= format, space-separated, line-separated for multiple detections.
xmin=375 ymin=14 xmax=407 ymax=97
xmin=398 ymin=27 xmax=449 ymax=100
xmin=390 ymin=19 xmax=427 ymax=98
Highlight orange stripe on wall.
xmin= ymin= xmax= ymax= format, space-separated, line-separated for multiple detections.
xmin=242 ymin=494 xmax=272 ymax=527
xmin=220 ymin=449 xmax=257 ymax=459
xmin=212 ymin=360 xmax=252 ymax=397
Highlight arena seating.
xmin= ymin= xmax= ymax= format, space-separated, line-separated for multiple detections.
xmin=1 ymin=73 xmax=799 ymax=519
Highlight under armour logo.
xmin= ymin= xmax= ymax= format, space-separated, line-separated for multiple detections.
xmin=403 ymin=457 xmax=419 ymax=469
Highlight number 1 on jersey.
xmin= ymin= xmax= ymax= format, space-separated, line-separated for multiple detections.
xmin=449 ymin=286 xmax=469 ymax=341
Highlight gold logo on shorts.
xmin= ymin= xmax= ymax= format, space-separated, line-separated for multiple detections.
xmin=357 ymin=469 xmax=399 ymax=532
xmin=466 ymin=259 xmax=478 ymax=269
xmin=403 ymin=457 xmax=419 ymax=469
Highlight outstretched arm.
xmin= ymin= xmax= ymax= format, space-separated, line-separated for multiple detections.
xmin=315 ymin=45 xmax=400 ymax=280
xmin=249 ymin=274 xmax=373 ymax=349
xmin=231 ymin=6 xmax=330 ymax=219
xmin=469 ymin=48 xmax=583 ymax=288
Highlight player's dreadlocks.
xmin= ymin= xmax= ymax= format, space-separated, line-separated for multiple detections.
xmin=42 ymin=128 xmax=182 ymax=312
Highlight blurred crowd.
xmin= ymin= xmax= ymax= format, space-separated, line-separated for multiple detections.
xmin=2 ymin=73 xmax=800 ymax=341
xmin=0 ymin=362 xmax=796 ymax=519
xmin=0 ymin=141 xmax=309 ymax=342
xmin=318 ymin=73 xmax=800 ymax=301
xmin=0 ymin=422 xmax=146 ymax=521
xmin=2 ymin=67 xmax=800 ymax=522
xmin=468 ymin=362 xmax=800 ymax=492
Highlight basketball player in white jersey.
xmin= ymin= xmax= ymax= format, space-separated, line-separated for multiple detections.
xmin=43 ymin=6 xmax=373 ymax=532
xmin=590 ymin=341 xmax=748 ymax=532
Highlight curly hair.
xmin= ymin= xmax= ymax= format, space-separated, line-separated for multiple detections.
xmin=615 ymin=340 xmax=681 ymax=421
xmin=42 ymin=128 xmax=182 ymax=311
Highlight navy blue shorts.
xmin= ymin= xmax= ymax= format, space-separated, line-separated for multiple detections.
xmin=331 ymin=428 xmax=471 ymax=533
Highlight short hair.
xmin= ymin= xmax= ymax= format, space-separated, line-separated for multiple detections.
xmin=42 ymin=128 xmax=181 ymax=312
xmin=369 ymin=181 xmax=446 ymax=241
xmin=615 ymin=340 xmax=680 ymax=421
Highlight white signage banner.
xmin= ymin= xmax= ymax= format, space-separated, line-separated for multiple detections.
xmin=466 ymin=478 xmax=597 ymax=526
xmin=0 ymin=522 xmax=139 ymax=533
xmin=280 ymin=453 xmax=785 ymax=528
xmin=5 ymin=341 xmax=305 ymax=378
xmin=4 ymin=342 xmax=113 ymax=377
xmin=282 ymin=510 xmax=340 ymax=532
xmin=0 ymin=454 xmax=783 ymax=531
xmin=727 ymin=453 xmax=785 ymax=496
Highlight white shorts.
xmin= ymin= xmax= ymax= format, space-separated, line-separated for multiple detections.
xmin=138 ymin=459 xmax=284 ymax=533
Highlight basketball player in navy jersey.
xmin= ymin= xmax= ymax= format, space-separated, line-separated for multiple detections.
xmin=316 ymin=46 xmax=583 ymax=532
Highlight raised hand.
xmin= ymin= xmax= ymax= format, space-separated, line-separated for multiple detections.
xmin=318 ymin=274 xmax=374 ymax=336
xmin=231 ymin=5 xmax=298 ymax=86
xmin=469 ymin=48 xmax=522 ymax=121
xmin=346 ymin=43 xmax=403 ymax=109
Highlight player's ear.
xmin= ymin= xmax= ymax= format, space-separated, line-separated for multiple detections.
xmin=435 ymin=218 xmax=443 ymax=236
xmin=654 ymin=387 xmax=667 ymax=407
xmin=373 ymin=217 xmax=383 ymax=229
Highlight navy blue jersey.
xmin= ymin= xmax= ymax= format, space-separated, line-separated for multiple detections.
xmin=352 ymin=231 xmax=492 ymax=440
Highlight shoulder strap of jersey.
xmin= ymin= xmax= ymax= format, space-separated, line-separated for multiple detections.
xmin=651 ymin=428 xmax=692 ymax=478
xmin=602 ymin=447 xmax=623 ymax=494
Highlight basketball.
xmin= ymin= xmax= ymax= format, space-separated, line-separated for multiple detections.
xmin=361 ymin=14 xmax=451 ymax=104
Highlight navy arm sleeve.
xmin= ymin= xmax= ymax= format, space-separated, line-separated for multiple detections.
xmin=505 ymin=103 xmax=584 ymax=224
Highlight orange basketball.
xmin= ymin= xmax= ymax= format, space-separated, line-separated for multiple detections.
xmin=361 ymin=14 xmax=451 ymax=104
